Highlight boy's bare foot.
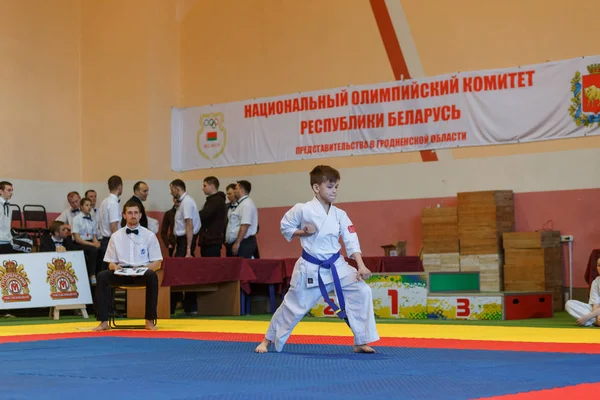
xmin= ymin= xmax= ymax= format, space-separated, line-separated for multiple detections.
xmin=92 ymin=322 xmax=110 ymax=331
xmin=146 ymin=320 xmax=157 ymax=331
xmin=353 ymin=344 xmax=376 ymax=353
xmin=255 ymin=339 xmax=271 ymax=353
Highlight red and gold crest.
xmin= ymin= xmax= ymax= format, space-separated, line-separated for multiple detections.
xmin=46 ymin=257 xmax=79 ymax=299
xmin=582 ymin=64 xmax=600 ymax=114
xmin=569 ymin=63 xmax=600 ymax=127
xmin=0 ymin=260 xmax=32 ymax=302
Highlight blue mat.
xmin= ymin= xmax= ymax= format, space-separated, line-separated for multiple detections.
xmin=0 ymin=338 xmax=598 ymax=399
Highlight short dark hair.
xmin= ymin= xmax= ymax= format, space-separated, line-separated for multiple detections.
xmin=204 ymin=176 xmax=220 ymax=190
xmin=310 ymin=165 xmax=340 ymax=186
xmin=49 ymin=220 xmax=65 ymax=234
xmin=237 ymin=180 xmax=251 ymax=194
xmin=108 ymin=175 xmax=123 ymax=191
xmin=133 ymin=181 xmax=147 ymax=192
xmin=84 ymin=189 xmax=96 ymax=197
xmin=80 ymin=197 xmax=92 ymax=207
xmin=67 ymin=191 xmax=80 ymax=199
xmin=122 ymin=199 xmax=142 ymax=214
xmin=170 ymin=179 xmax=186 ymax=191
xmin=0 ymin=181 xmax=12 ymax=191
xmin=226 ymin=183 xmax=237 ymax=191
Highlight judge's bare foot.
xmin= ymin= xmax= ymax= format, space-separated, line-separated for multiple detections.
xmin=353 ymin=344 xmax=376 ymax=353
xmin=145 ymin=320 xmax=157 ymax=331
xmin=92 ymin=322 xmax=110 ymax=331
xmin=255 ymin=339 xmax=271 ymax=353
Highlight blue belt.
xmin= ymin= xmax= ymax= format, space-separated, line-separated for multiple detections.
xmin=301 ymin=250 xmax=350 ymax=327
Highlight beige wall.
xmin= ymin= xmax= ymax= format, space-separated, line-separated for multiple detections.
xmin=80 ymin=0 xmax=179 ymax=183
xmin=0 ymin=0 xmax=81 ymax=182
xmin=1 ymin=0 xmax=599 ymax=206
xmin=4 ymin=0 xmax=599 ymax=185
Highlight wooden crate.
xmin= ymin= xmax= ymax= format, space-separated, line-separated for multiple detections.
xmin=422 ymin=207 xmax=459 ymax=254
xmin=458 ymin=191 xmax=515 ymax=255
xmin=422 ymin=253 xmax=460 ymax=273
xmin=503 ymin=231 xmax=561 ymax=249
xmin=460 ymin=254 xmax=503 ymax=292
xmin=502 ymin=231 xmax=563 ymax=311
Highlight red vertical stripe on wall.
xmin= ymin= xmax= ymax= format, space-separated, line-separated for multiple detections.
xmin=369 ymin=0 xmax=438 ymax=162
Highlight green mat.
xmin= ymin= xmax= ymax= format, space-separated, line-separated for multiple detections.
xmin=428 ymin=272 xmax=480 ymax=293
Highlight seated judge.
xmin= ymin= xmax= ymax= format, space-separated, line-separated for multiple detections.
xmin=40 ymin=221 xmax=79 ymax=252
xmin=93 ymin=200 xmax=163 ymax=331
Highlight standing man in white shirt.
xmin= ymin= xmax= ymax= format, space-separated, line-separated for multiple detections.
xmin=169 ymin=179 xmax=201 ymax=258
xmin=93 ymin=200 xmax=163 ymax=331
xmin=0 ymin=181 xmax=14 ymax=254
xmin=98 ymin=175 xmax=123 ymax=270
xmin=225 ymin=180 xmax=258 ymax=258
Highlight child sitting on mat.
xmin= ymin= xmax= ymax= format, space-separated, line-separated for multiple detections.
xmin=566 ymin=258 xmax=600 ymax=326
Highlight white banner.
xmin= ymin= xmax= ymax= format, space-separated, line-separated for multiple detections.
xmin=172 ymin=56 xmax=600 ymax=171
xmin=0 ymin=251 xmax=93 ymax=310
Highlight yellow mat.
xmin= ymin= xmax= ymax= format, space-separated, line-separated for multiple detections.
xmin=2 ymin=319 xmax=599 ymax=344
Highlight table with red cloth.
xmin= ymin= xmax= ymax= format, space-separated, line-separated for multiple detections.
xmin=162 ymin=257 xmax=257 ymax=293
xmin=162 ymin=257 xmax=288 ymax=315
xmin=246 ymin=259 xmax=288 ymax=313
xmin=380 ymin=256 xmax=423 ymax=273
xmin=161 ymin=256 xmax=424 ymax=315
xmin=162 ymin=257 xmax=257 ymax=316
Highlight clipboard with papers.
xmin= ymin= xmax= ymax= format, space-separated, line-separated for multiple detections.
xmin=114 ymin=267 xmax=148 ymax=277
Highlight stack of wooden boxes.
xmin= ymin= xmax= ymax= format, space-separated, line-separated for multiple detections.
xmin=421 ymin=207 xmax=460 ymax=273
xmin=458 ymin=191 xmax=515 ymax=291
xmin=502 ymin=231 xmax=563 ymax=311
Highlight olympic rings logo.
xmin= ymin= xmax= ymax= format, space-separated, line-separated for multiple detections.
xmin=204 ymin=118 xmax=219 ymax=129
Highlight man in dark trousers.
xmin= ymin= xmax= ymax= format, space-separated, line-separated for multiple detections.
xmin=93 ymin=200 xmax=163 ymax=331
xmin=121 ymin=181 xmax=149 ymax=228
xmin=160 ymin=197 xmax=179 ymax=257
xmin=199 ymin=176 xmax=227 ymax=257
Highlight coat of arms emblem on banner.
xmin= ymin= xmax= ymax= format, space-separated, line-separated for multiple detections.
xmin=46 ymin=257 xmax=79 ymax=299
xmin=0 ymin=259 xmax=31 ymax=302
xmin=570 ymin=63 xmax=600 ymax=126
xmin=197 ymin=112 xmax=227 ymax=160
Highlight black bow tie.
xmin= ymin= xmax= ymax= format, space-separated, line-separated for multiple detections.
xmin=83 ymin=216 xmax=92 ymax=220
xmin=126 ymin=228 xmax=139 ymax=235
xmin=53 ymin=240 xmax=63 ymax=245
xmin=71 ymin=209 xmax=80 ymax=214
xmin=229 ymin=204 xmax=237 ymax=210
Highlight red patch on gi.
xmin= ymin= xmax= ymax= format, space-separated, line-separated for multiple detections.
xmin=348 ymin=225 xmax=356 ymax=233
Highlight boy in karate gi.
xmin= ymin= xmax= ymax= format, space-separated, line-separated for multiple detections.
xmin=565 ymin=258 xmax=600 ymax=326
xmin=255 ymin=165 xmax=379 ymax=353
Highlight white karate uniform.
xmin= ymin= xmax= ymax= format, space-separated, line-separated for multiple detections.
xmin=565 ymin=277 xmax=600 ymax=326
xmin=265 ymin=197 xmax=379 ymax=352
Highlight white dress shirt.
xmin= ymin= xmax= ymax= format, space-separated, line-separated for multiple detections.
xmin=225 ymin=196 xmax=258 ymax=244
xmin=103 ymin=225 xmax=163 ymax=267
xmin=56 ymin=208 xmax=81 ymax=226
xmin=72 ymin=213 xmax=98 ymax=241
xmin=98 ymin=194 xmax=121 ymax=239
xmin=0 ymin=197 xmax=12 ymax=243
xmin=174 ymin=192 xmax=201 ymax=237
xmin=590 ymin=277 xmax=600 ymax=305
